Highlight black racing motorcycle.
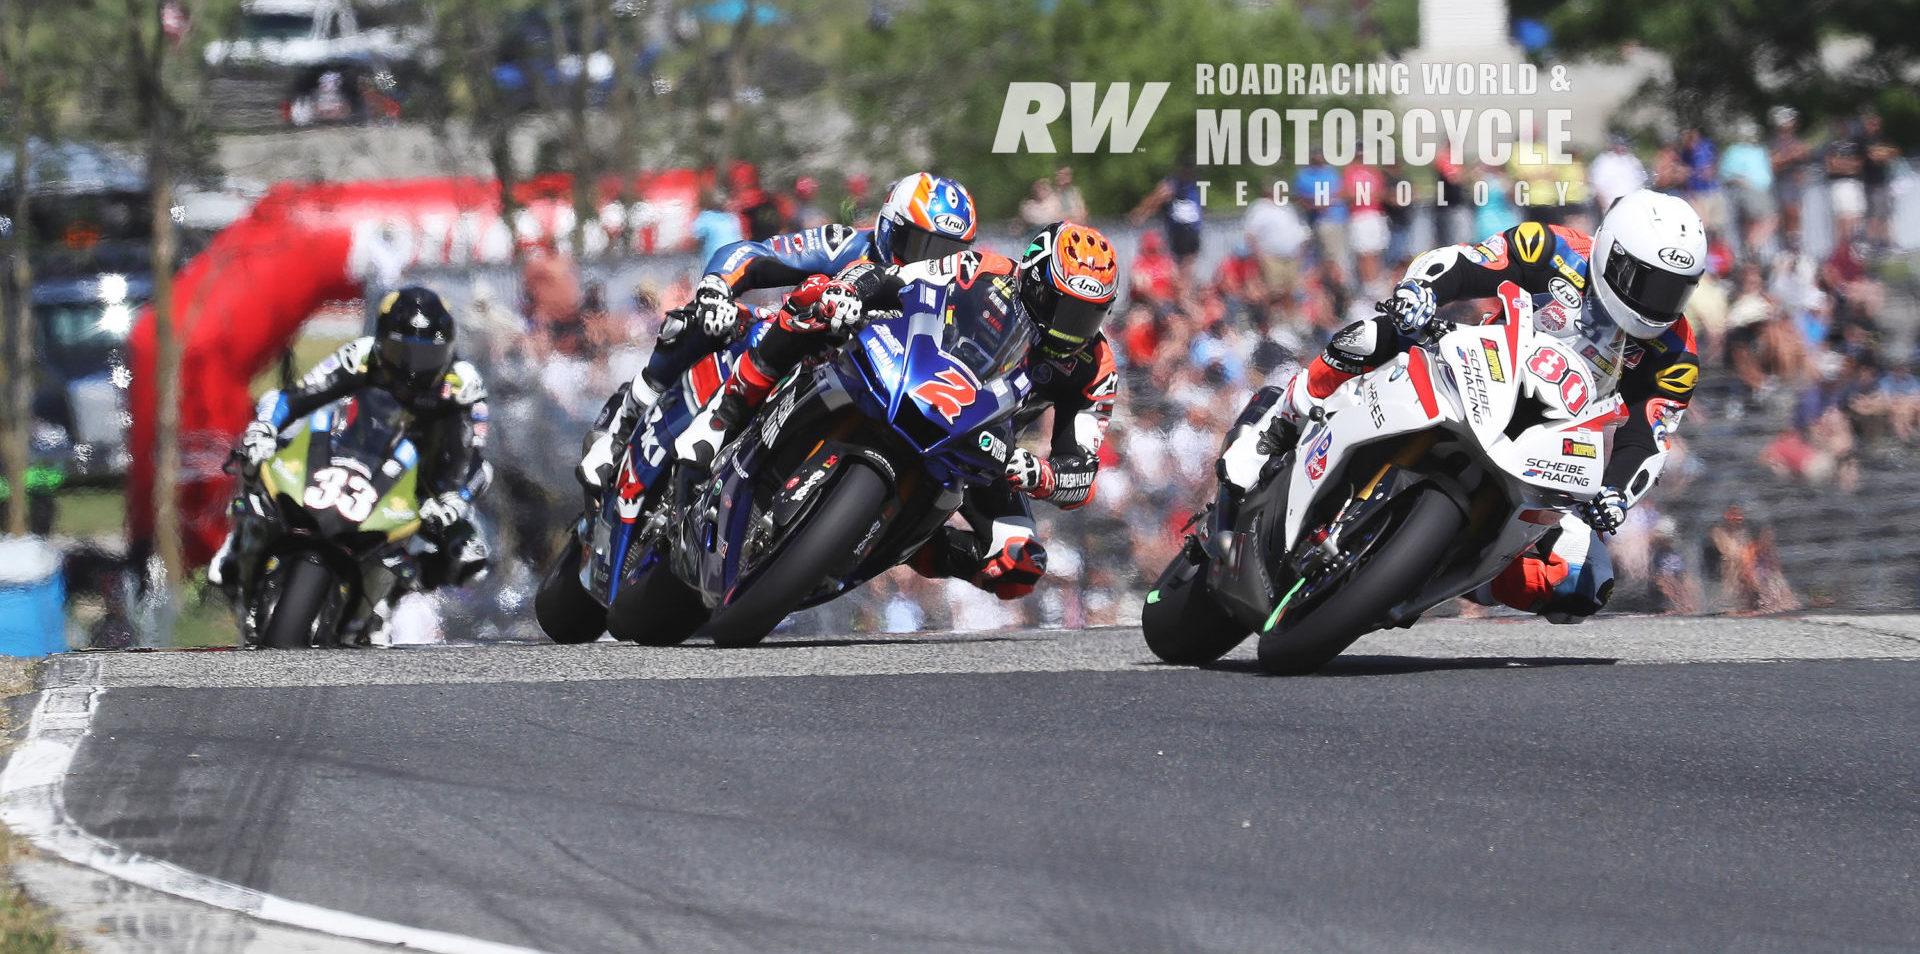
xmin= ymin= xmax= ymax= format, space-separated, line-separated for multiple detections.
xmin=224 ymin=388 xmax=445 ymax=648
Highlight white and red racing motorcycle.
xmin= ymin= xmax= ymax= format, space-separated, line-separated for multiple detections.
xmin=1144 ymin=281 xmax=1631 ymax=674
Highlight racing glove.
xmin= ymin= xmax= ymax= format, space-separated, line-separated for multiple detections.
xmin=819 ymin=280 xmax=864 ymax=334
xmin=778 ymin=275 xmax=860 ymax=334
xmin=974 ymin=537 xmax=1047 ymax=601
xmin=1004 ymin=447 xmax=1056 ymax=499
xmin=1579 ymin=487 xmax=1628 ymax=534
xmin=418 ymin=491 xmax=470 ymax=534
xmin=1378 ymin=279 xmax=1439 ymax=338
xmin=240 ymin=420 xmax=279 ymax=466
xmin=694 ymin=274 xmax=739 ymax=339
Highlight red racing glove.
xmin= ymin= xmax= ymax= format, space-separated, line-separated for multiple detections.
xmin=973 ymin=537 xmax=1047 ymax=600
xmin=777 ymin=275 xmax=860 ymax=333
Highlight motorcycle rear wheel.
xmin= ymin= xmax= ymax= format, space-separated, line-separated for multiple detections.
xmin=536 ymin=536 xmax=608 ymax=644
xmin=262 ymin=554 xmax=336 ymax=650
xmin=1256 ymin=484 xmax=1462 ymax=675
xmin=607 ymin=554 xmax=707 ymax=646
xmin=1142 ymin=550 xmax=1249 ymax=666
xmin=695 ymin=461 xmax=889 ymax=648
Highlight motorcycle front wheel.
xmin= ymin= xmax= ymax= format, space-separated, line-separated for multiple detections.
xmin=694 ymin=460 xmax=890 ymax=648
xmin=261 ymin=553 xmax=338 ymax=650
xmin=1256 ymin=484 xmax=1462 ymax=675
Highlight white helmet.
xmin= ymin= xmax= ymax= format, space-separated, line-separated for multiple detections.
xmin=1588 ymin=190 xmax=1706 ymax=340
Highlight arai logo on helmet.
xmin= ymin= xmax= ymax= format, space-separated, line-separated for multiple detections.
xmin=934 ymin=212 xmax=967 ymax=234
xmin=1064 ymin=273 xmax=1110 ymax=299
xmin=1657 ymin=247 xmax=1696 ymax=269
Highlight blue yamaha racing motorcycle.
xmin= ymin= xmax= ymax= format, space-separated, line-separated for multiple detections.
xmin=536 ymin=274 xmax=1033 ymax=647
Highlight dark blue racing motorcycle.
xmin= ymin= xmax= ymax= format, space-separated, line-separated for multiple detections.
xmin=536 ymin=271 xmax=1034 ymax=647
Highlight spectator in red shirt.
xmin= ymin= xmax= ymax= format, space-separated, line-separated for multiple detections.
xmin=1343 ymin=163 xmax=1390 ymax=292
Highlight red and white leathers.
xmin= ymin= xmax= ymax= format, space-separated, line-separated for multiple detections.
xmin=1242 ymin=220 xmax=1701 ymax=621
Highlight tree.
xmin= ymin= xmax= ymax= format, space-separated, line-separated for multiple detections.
xmin=0 ymin=0 xmax=41 ymax=536
xmin=844 ymin=0 xmax=1381 ymax=220
xmin=1517 ymin=0 xmax=1920 ymax=140
xmin=0 ymin=0 xmax=106 ymax=535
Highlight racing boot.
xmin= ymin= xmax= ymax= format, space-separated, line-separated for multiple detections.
xmin=1218 ymin=374 xmax=1327 ymax=491
xmin=674 ymin=351 xmax=779 ymax=470
xmin=207 ymin=527 xmax=241 ymax=593
xmin=578 ymin=373 xmax=665 ymax=495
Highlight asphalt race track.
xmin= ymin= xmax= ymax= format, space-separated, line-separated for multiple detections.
xmin=13 ymin=615 xmax=1920 ymax=953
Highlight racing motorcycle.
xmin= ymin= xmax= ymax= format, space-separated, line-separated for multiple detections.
xmin=1144 ymin=281 xmax=1626 ymax=674
xmin=223 ymin=388 xmax=438 ymax=648
xmin=536 ymin=271 xmax=1031 ymax=648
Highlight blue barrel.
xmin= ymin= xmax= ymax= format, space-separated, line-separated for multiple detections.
xmin=0 ymin=537 xmax=67 ymax=657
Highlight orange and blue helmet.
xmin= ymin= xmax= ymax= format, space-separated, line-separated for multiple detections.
xmin=874 ymin=173 xmax=978 ymax=267
xmin=1019 ymin=222 xmax=1118 ymax=358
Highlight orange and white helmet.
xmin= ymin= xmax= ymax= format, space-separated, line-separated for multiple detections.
xmin=874 ymin=173 xmax=978 ymax=266
xmin=1019 ymin=221 xmax=1118 ymax=358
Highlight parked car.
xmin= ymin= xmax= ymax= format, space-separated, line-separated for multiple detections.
xmin=204 ymin=0 xmax=426 ymax=69
xmin=32 ymin=272 xmax=146 ymax=482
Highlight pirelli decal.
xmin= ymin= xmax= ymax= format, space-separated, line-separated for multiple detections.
xmin=1658 ymin=363 xmax=1699 ymax=394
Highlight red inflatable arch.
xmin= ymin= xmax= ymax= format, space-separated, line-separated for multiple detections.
xmin=126 ymin=171 xmax=701 ymax=566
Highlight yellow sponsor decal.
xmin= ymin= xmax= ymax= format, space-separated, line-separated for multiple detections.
xmin=378 ymin=290 xmax=401 ymax=315
xmin=1551 ymin=256 xmax=1584 ymax=287
xmin=1562 ymin=438 xmax=1597 ymax=459
xmin=1482 ymin=342 xmax=1506 ymax=383
xmin=1514 ymin=222 xmax=1547 ymax=264
xmin=1658 ymin=363 xmax=1699 ymax=394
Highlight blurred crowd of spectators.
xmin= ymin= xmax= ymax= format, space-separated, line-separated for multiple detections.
xmin=452 ymin=112 xmax=1913 ymax=637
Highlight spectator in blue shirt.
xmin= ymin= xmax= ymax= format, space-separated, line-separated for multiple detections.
xmin=690 ymin=189 xmax=744 ymax=264
xmin=1719 ymin=119 xmax=1776 ymax=256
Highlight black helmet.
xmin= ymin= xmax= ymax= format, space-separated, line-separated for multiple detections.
xmin=373 ymin=286 xmax=456 ymax=404
xmin=1018 ymin=222 xmax=1118 ymax=359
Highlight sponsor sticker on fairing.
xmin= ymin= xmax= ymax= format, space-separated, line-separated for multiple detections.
xmin=1482 ymin=341 xmax=1507 ymax=383
xmin=1454 ymin=346 xmax=1491 ymax=425
xmin=1523 ymin=457 xmax=1588 ymax=486
xmin=1305 ymin=431 xmax=1333 ymax=481
xmin=1548 ymin=276 xmax=1582 ymax=311
xmin=1561 ymin=437 xmax=1597 ymax=459
xmin=977 ymin=430 xmax=1010 ymax=462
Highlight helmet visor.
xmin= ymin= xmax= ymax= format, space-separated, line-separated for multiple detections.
xmin=889 ymin=224 xmax=973 ymax=266
xmin=379 ymin=336 xmax=454 ymax=376
xmin=1039 ymin=292 xmax=1108 ymax=357
xmin=1603 ymin=243 xmax=1696 ymax=326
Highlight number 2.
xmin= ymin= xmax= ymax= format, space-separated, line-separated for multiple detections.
xmin=911 ymin=368 xmax=978 ymax=423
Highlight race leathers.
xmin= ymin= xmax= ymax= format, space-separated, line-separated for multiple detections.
xmin=256 ymin=337 xmax=493 ymax=506
xmin=1279 ymin=221 xmax=1700 ymax=619
xmin=580 ymin=224 xmax=885 ymax=489
xmin=645 ymin=223 xmax=881 ymax=394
